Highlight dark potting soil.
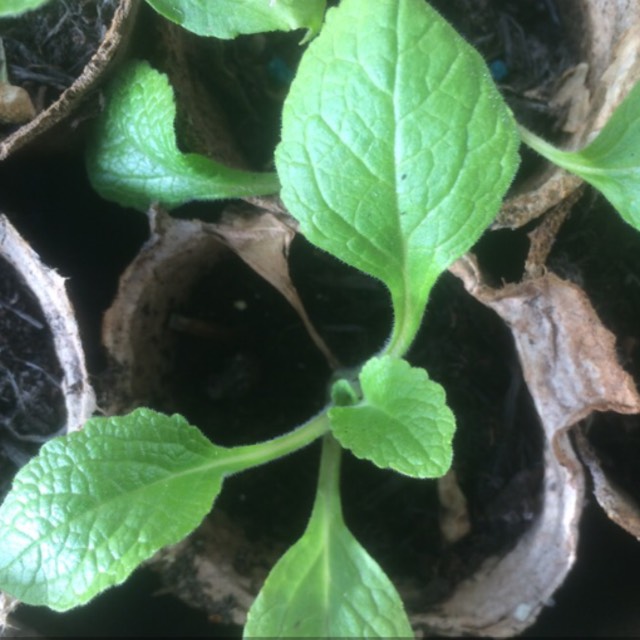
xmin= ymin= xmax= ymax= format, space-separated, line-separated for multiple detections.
xmin=12 ymin=566 xmax=238 ymax=638
xmin=0 ymin=0 xmax=119 ymax=136
xmin=192 ymin=30 xmax=306 ymax=171
xmin=0 ymin=255 xmax=66 ymax=502
xmin=154 ymin=243 xmax=388 ymax=546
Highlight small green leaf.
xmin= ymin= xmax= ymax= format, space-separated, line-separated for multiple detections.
xmin=276 ymin=0 xmax=519 ymax=355
xmin=330 ymin=378 xmax=360 ymax=407
xmin=86 ymin=60 xmax=279 ymax=211
xmin=0 ymin=0 xmax=50 ymax=17
xmin=520 ymin=81 xmax=640 ymax=229
xmin=144 ymin=0 xmax=326 ymax=39
xmin=0 ymin=408 xmax=228 ymax=611
xmin=244 ymin=498 xmax=413 ymax=637
xmin=329 ymin=356 xmax=455 ymax=478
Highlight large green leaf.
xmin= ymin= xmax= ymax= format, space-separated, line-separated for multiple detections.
xmin=244 ymin=521 xmax=413 ymax=637
xmin=144 ymin=0 xmax=326 ymax=39
xmin=329 ymin=356 xmax=455 ymax=478
xmin=519 ymin=80 xmax=640 ymax=230
xmin=0 ymin=0 xmax=49 ymax=17
xmin=86 ymin=60 xmax=279 ymax=211
xmin=276 ymin=0 xmax=519 ymax=355
xmin=0 ymin=409 xmax=228 ymax=611
xmin=244 ymin=467 xmax=413 ymax=637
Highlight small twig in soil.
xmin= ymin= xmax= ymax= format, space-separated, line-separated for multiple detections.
xmin=0 ymin=298 xmax=44 ymax=330
xmin=41 ymin=4 xmax=72 ymax=47
xmin=0 ymin=362 xmax=26 ymax=416
xmin=17 ymin=357 xmax=63 ymax=388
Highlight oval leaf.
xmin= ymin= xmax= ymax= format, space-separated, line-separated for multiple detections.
xmin=276 ymin=0 xmax=519 ymax=354
xmin=245 ymin=506 xmax=413 ymax=637
xmin=329 ymin=356 xmax=455 ymax=478
xmin=0 ymin=0 xmax=50 ymax=17
xmin=145 ymin=0 xmax=326 ymax=39
xmin=0 ymin=409 xmax=228 ymax=610
xmin=520 ymin=80 xmax=640 ymax=230
xmin=86 ymin=60 xmax=279 ymax=211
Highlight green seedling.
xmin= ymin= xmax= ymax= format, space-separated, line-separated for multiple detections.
xmin=1 ymin=0 xmax=640 ymax=636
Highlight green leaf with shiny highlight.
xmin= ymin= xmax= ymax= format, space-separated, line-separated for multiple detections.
xmin=276 ymin=0 xmax=519 ymax=355
xmin=0 ymin=409 xmax=228 ymax=611
xmin=86 ymin=61 xmax=279 ymax=212
xmin=329 ymin=356 xmax=455 ymax=478
xmin=144 ymin=0 xmax=326 ymax=39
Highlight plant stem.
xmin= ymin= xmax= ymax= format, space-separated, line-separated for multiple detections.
xmin=517 ymin=124 xmax=587 ymax=174
xmin=386 ymin=323 xmax=412 ymax=359
xmin=311 ymin=432 xmax=344 ymax=523
xmin=384 ymin=290 xmax=420 ymax=358
xmin=221 ymin=410 xmax=331 ymax=475
xmin=517 ymin=124 xmax=562 ymax=158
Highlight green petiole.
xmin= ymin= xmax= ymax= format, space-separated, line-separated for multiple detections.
xmin=221 ymin=410 xmax=331 ymax=475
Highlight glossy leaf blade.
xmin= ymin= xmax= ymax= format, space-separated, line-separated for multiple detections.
xmin=0 ymin=409 xmax=228 ymax=611
xmin=520 ymin=81 xmax=640 ymax=229
xmin=329 ymin=356 xmax=455 ymax=478
xmin=0 ymin=0 xmax=49 ymax=16
xmin=86 ymin=61 xmax=279 ymax=211
xmin=244 ymin=504 xmax=413 ymax=637
xmin=145 ymin=0 xmax=326 ymax=39
xmin=276 ymin=0 xmax=519 ymax=354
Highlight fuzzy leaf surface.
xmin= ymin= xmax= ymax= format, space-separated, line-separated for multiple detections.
xmin=276 ymin=0 xmax=519 ymax=354
xmin=0 ymin=408 xmax=228 ymax=611
xmin=0 ymin=0 xmax=49 ymax=16
xmin=144 ymin=0 xmax=326 ymax=38
xmin=329 ymin=356 xmax=455 ymax=478
xmin=244 ymin=497 xmax=413 ymax=637
xmin=86 ymin=61 xmax=279 ymax=211
xmin=521 ymin=80 xmax=640 ymax=229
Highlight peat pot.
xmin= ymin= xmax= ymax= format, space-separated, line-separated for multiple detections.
xmin=0 ymin=0 xmax=140 ymax=160
xmin=0 ymin=215 xmax=95 ymax=634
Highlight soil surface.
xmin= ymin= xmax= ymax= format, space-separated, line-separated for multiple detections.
xmin=0 ymin=0 xmax=118 ymax=136
xmin=0 ymin=256 xmax=66 ymax=502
